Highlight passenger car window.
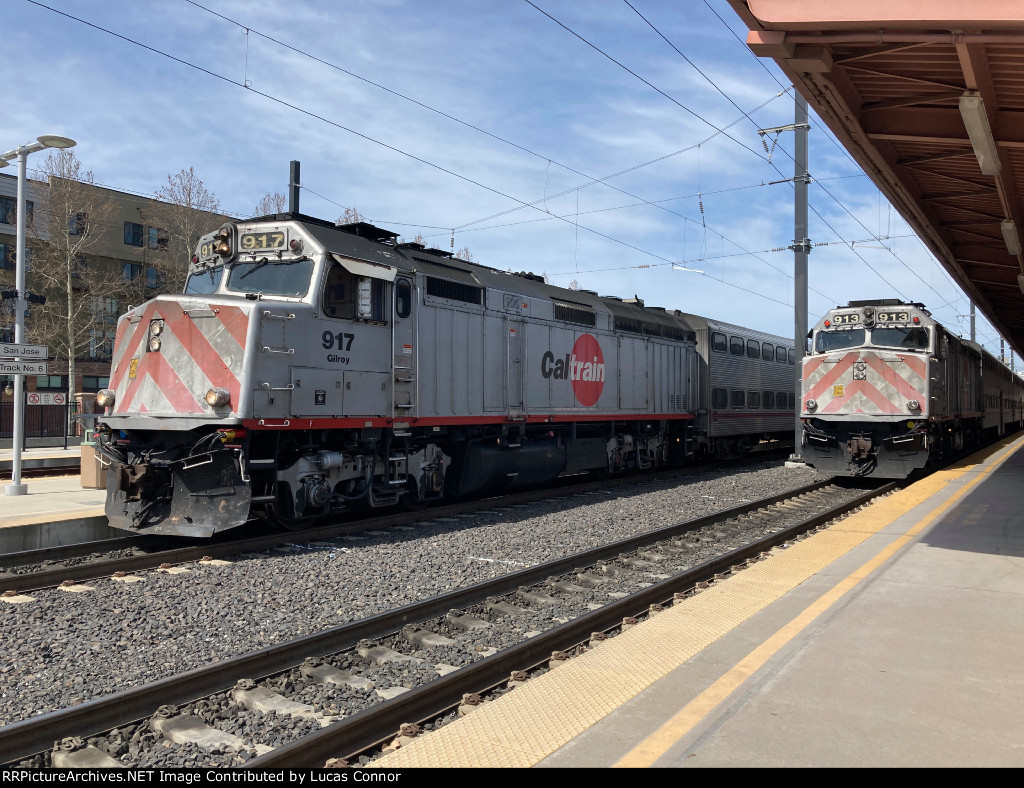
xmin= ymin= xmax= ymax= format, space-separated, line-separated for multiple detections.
xmin=730 ymin=336 xmax=744 ymax=356
xmin=711 ymin=332 xmax=728 ymax=353
xmin=731 ymin=390 xmax=745 ymax=408
xmin=762 ymin=342 xmax=774 ymax=361
xmin=748 ymin=390 xmax=760 ymax=408
xmin=763 ymin=391 xmax=775 ymax=409
xmin=776 ymin=345 xmax=787 ymax=363
xmin=747 ymin=339 xmax=760 ymax=359
xmin=711 ymin=388 xmax=728 ymax=409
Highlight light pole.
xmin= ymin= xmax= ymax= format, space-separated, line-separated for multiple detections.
xmin=0 ymin=134 xmax=77 ymax=495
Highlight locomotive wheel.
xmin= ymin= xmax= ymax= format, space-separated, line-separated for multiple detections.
xmin=264 ymin=505 xmax=319 ymax=531
xmin=399 ymin=492 xmax=430 ymax=512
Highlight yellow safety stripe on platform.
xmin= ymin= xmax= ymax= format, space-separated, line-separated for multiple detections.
xmin=0 ymin=509 xmax=107 ymax=529
xmin=371 ymin=435 xmax=1024 ymax=769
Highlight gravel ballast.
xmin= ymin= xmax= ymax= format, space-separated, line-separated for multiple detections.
xmin=0 ymin=460 xmax=826 ymax=728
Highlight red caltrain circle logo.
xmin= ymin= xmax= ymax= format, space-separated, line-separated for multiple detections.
xmin=540 ymin=333 xmax=606 ymax=406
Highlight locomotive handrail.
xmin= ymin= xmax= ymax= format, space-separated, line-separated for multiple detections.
xmin=260 ymin=383 xmax=295 ymax=391
xmin=261 ymin=310 xmax=295 ymax=320
xmin=261 ymin=346 xmax=295 ymax=354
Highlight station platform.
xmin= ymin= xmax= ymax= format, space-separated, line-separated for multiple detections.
xmin=0 ymin=447 xmax=110 ymax=551
xmin=374 ymin=432 xmax=1024 ymax=768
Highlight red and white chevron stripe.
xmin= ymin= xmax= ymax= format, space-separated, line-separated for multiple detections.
xmin=803 ymin=350 xmax=927 ymax=416
xmin=108 ymin=300 xmax=249 ymax=416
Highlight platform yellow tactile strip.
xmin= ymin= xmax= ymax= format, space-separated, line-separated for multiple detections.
xmin=0 ymin=508 xmax=107 ymax=529
xmin=372 ymin=436 xmax=1024 ymax=768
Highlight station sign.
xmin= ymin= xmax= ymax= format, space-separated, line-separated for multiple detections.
xmin=27 ymin=392 xmax=66 ymax=406
xmin=0 ymin=361 xmax=47 ymax=375
xmin=0 ymin=343 xmax=47 ymax=359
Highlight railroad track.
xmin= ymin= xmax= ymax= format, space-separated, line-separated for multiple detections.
xmin=1 ymin=477 xmax=894 ymax=768
xmin=0 ymin=453 xmax=789 ymax=591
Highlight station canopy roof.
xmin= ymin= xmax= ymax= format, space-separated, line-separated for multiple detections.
xmin=729 ymin=1 xmax=1024 ymax=355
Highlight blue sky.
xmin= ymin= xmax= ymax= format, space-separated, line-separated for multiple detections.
xmin=4 ymin=0 xmax=1009 ymax=354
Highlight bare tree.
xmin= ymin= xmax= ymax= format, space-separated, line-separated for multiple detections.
xmin=337 ymin=207 xmax=363 ymax=225
xmin=454 ymin=246 xmax=474 ymax=262
xmin=253 ymin=192 xmax=287 ymax=217
xmin=28 ymin=149 xmax=127 ymax=427
xmin=148 ymin=168 xmax=227 ymax=293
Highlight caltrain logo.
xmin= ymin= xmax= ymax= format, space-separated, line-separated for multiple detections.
xmin=540 ymin=333 xmax=605 ymax=406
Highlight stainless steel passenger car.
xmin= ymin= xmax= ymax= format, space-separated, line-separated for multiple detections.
xmin=800 ymin=299 xmax=1024 ymax=477
xmin=679 ymin=314 xmax=796 ymax=458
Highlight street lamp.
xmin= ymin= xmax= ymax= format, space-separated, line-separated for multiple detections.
xmin=0 ymin=134 xmax=77 ymax=495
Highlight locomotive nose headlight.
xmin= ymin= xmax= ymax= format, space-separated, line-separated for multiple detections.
xmin=96 ymin=389 xmax=116 ymax=408
xmin=148 ymin=336 xmax=162 ymax=352
xmin=150 ymin=320 xmax=164 ymax=336
xmin=206 ymin=387 xmax=230 ymax=407
xmin=805 ymin=399 xmax=818 ymax=412
xmin=907 ymin=399 xmax=921 ymax=411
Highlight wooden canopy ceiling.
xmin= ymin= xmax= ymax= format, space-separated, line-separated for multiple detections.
xmin=729 ymin=0 xmax=1024 ymax=355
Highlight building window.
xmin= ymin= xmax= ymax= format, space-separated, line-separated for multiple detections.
xmin=124 ymin=221 xmax=144 ymax=247
xmin=91 ymin=296 xmax=120 ymax=324
xmin=146 ymin=266 xmax=161 ymax=289
xmin=0 ymin=244 xmax=29 ymax=271
xmin=89 ymin=329 xmax=116 ymax=359
xmin=147 ymin=226 xmax=168 ymax=250
xmin=0 ymin=196 xmax=32 ymax=227
xmin=35 ymin=375 xmax=67 ymax=391
xmin=123 ymin=262 xmax=142 ymax=282
xmin=68 ymin=212 xmax=88 ymax=236
xmin=82 ymin=375 xmax=110 ymax=391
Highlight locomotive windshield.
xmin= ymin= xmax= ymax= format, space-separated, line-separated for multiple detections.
xmin=871 ymin=326 xmax=930 ymax=350
xmin=226 ymin=258 xmax=313 ymax=296
xmin=815 ymin=329 xmax=865 ymax=352
xmin=184 ymin=265 xmax=224 ymax=295
xmin=814 ymin=326 xmax=930 ymax=352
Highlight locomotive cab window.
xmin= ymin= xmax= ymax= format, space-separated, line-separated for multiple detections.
xmin=323 ymin=264 xmax=387 ymax=322
xmin=815 ymin=329 xmax=865 ymax=352
xmin=395 ymin=278 xmax=413 ymax=319
xmin=185 ymin=265 xmax=224 ymax=295
xmin=227 ymin=257 xmax=313 ymax=297
xmin=871 ymin=326 xmax=929 ymax=350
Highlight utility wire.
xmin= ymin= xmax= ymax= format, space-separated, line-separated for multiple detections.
xmin=24 ymin=0 xmax=818 ymax=313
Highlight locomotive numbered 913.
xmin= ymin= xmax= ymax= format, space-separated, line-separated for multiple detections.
xmin=801 ymin=299 xmax=1024 ymax=477
xmin=95 ymin=213 xmax=796 ymax=537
